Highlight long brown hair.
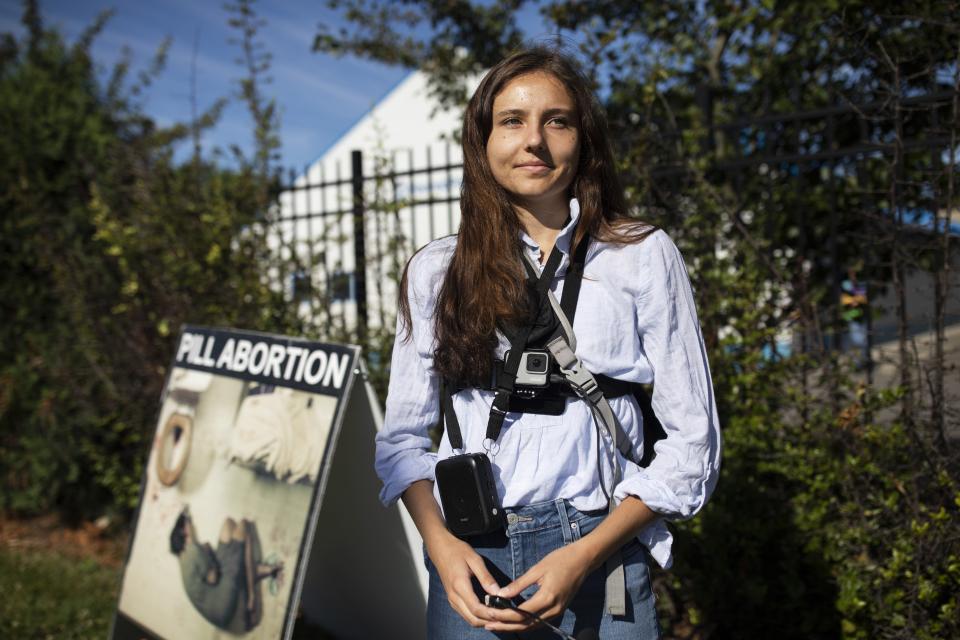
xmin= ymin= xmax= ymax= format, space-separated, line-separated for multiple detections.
xmin=399 ymin=46 xmax=654 ymax=383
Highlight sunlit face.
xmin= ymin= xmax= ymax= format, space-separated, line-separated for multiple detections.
xmin=485 ymin=72 xmax=580 ymax=210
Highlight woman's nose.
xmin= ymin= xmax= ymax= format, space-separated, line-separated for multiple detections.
xmin=524 ymin=126 xmax=545 ymax=150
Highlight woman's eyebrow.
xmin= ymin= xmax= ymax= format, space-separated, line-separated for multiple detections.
xmin=493 ymin=107 xmax=576 ymax=118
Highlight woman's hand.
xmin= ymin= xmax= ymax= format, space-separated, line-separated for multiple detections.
xmin=426 ymin=534 xmax=502 ymax=628
xmin=400 ymin=480 xmax=502 ymax=627
xmin=481 ymin=541 xmax=592 ymax=633
xmin=484 ymin=497 xmax=660 ymax=633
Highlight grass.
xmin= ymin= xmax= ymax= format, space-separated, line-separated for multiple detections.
xmin=0 ymin=545 xmax=121 ymax=639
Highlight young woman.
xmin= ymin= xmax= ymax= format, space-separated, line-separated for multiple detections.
xmin=376 ymin=47 xmax=721 ymax=638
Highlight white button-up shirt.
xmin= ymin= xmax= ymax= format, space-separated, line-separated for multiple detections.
xmin=374 ymin=199 xmax=722 ymax=568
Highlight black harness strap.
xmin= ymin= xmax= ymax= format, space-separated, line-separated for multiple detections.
xmin=441 ymin=245 xmax=564 ymax=451
xmin=560 ymin=234 xmax=589 ymax=324
xmin=485 ymin=246 xmax=563 ymax=443
xmin=440 ymin=233 xmax=665 ymax=466
xmin=439 ymin=378 xmax=463 ymax=450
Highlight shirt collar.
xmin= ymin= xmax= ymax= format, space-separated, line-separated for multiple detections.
xmin=518 ymin=197 xmax=582 ymax=257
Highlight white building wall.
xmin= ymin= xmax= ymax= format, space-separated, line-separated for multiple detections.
xmin=274 ymin=71 xmax=482 ymax=335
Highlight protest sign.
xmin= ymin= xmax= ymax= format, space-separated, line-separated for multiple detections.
xmin=112 ymin=326 xmax=426 ymax=639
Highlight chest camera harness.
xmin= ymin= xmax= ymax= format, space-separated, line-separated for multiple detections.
xmin=439 ymin=231 xmax=664 ymax=617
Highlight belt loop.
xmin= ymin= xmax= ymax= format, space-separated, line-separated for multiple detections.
xmin=555 ymin=498 xmax=573 ymax=544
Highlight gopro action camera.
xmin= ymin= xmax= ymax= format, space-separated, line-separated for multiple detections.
xmin=504 ymin=349 xmax=552 ymax=389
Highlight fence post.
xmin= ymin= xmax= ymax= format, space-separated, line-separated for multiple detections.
xmin=352 ymin=149 xmax=368 ymax=344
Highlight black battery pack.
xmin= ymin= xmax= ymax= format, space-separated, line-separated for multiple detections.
xmin=435 ymin=452 xmax=506 ymax=537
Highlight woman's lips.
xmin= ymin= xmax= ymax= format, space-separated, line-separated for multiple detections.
xmin=515 ymin=162 xmax=552 ymax=173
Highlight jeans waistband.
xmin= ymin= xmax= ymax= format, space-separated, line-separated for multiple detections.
xmin=503 ymin=498 xmax=606 ymax=536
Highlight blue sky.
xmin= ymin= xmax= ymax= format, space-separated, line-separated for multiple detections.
xmin=0 ymin=0 xmax=553 ymax=170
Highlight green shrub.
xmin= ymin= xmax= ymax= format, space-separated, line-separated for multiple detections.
xmin=668 ymin=357 xmax=959 ymax=639
xmin=0 ymin=3 xmax=298 ymax=518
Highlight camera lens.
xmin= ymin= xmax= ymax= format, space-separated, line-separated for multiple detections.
xmin=527 ymin=354 xmax=547 ymax=372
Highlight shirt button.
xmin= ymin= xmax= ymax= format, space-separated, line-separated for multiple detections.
xmin=506 ymin=513 xmax=519 ymax=525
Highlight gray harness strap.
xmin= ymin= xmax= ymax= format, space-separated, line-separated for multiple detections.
xmin=524 ymin=252 xmax=637 ymax=617
xmin=546 ymin=334 xmax=628 ymax=616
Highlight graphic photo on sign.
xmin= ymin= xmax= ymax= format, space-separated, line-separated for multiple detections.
xmin=112 ymin=326 xmax=357 ymax=640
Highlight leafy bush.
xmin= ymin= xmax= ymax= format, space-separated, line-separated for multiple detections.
xmin=0 ymin=3 xmax=300 ymax=518
xmin=664 ymin=350 xmax=959 ymax=639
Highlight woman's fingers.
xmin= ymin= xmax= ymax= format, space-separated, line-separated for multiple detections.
xmin=519 ymin=588 xmax=564 ymax=623
xmin=485 ymin=545 xmax=590 ymax=632
xmin=449 ymin=580 xmax=491 ymax=627
xmin=443 ymin=569 xmax=489 ymax=626
xmin=430 ymin=539 xmax=507 ymax=627
xmin=434 ymin=537 xmax=590 ymax=631
xmin=482 ymin=568 xmax=548 ymax=632
xmin=465 ymin=553 xmax=500 ymax=595
xmin=497 ymin=565 xmax=542 ymax=599
xmin=463 ymin=551 xmax=535 ymax=624
xmin=484 ymin=588 xmax=559 ymax=633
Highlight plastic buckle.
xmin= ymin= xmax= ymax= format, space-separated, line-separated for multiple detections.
xmin=490 ymin=404 xmax=508 ymax=417
xmin=578 ymin=375 xmax=599 ymax=399
xmin=564 ymin=365 xmax=598 ymax=400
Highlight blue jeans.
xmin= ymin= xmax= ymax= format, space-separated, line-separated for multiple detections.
xmin=425 ymin=499 xmax=661 ymax=639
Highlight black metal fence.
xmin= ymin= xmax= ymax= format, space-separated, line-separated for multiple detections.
xmin=269 ymin=91 xmax=959 ymax=372
xmin=271 ymin=144 xmax=463 ymax=342
xmin=628 ymin=89 xmax=960 ymax=371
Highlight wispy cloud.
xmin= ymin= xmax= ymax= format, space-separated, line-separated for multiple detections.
xmin=273 ymin=62 xmax=374 ymax=108
xmin=264 ymin=13 xmax=317 ymax=48
xmin=8 ymin=0 xmax=409 ymax=168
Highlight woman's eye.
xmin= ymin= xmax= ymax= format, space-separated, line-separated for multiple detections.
xmin=548 ymin=117 xmax=569 ymax=128
xmin=502 ymin=117 xmax=522 ymax=126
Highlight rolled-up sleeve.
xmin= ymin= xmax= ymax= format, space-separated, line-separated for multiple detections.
xmin=614 ymin=231 xmax=722 ymax=520
xmin=374 ymin=244 xmax=448 ymax=506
